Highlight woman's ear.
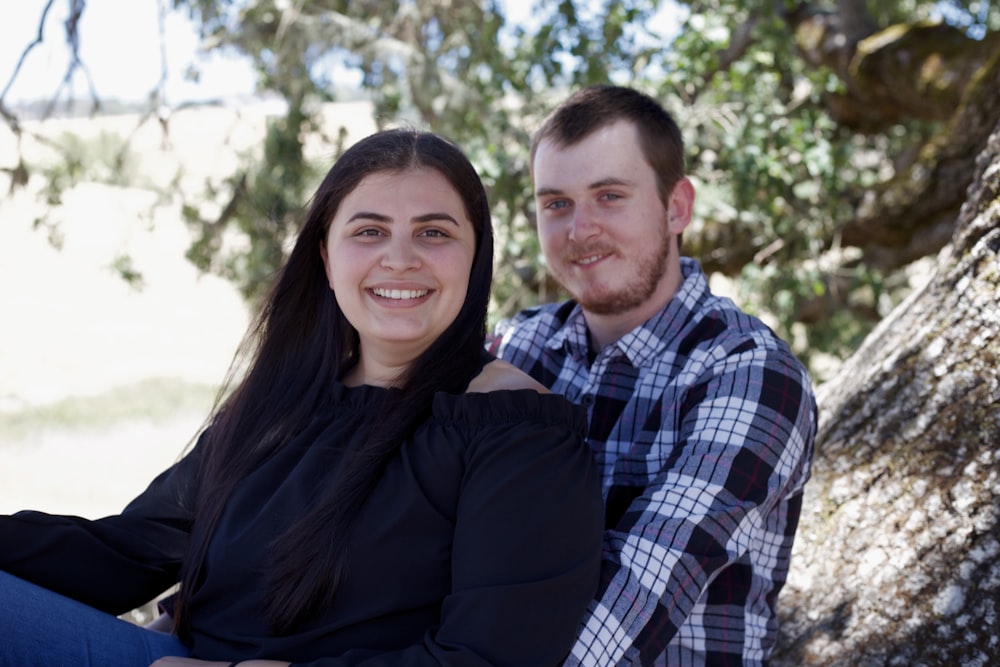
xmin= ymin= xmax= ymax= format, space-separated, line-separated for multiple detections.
xmin=667 ymin=177 xmax=695 ymax=235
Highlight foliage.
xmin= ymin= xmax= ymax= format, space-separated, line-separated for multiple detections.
xmin=28 ymin=131 xmax=143 ymax=281
xmin=5 ymin=0 xmax=1000 ymax=375
xmin=169 ymin=0 xmax=670 ymax=313
xmin=34 ymin=130 xmax=138 ymax=204
xmin=183 ymin=103 xmax=320 ymax=300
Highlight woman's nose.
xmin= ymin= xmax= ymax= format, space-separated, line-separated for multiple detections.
xmin=380 ymin=237 xmax=421 ymax=270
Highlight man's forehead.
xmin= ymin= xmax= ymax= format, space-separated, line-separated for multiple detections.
xmin=541 ymin=121 xmax=636 ymax=151
xmin=533 ymin=126 xmax=642 ymax=192
xmin=535 ymin=120 xmax=638 ymax=162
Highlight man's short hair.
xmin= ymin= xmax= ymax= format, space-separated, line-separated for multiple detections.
xmin=530 ymin=85 xmax=686 ymax=206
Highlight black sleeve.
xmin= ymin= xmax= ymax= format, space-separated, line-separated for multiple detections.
xmin=294 ymin=407 xmax=604 ymax=667
xmin=0 ymin=441 xmax=201 ymax=615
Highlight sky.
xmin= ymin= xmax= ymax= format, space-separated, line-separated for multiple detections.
xmin=1 ymin=1 xmax=683 ymax=108
xmin=2 ymin=1 xmax=259 ymax=106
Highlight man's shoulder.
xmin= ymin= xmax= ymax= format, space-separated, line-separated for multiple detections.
xmin=675 ymin=284 xmax=808 ymax=374
xmin=487 ymin=300 xmax=578 ymax=366
xmin=495 ymin=300 xmax=575 ymax=341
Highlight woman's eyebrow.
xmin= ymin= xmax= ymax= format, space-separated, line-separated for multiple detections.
xmin=345 ymin=211 xmax=461 ymax=226
xmin=347 ymin=211 xmax=392 ymax=223
xmin=412 ymin=212 xmax=460 ymax=226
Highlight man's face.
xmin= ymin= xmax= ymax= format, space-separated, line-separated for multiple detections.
xmin=533 ymin=121 xmax=692 ymax=326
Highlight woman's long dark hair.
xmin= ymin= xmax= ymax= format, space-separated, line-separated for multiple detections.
xmin=174 ymin=129 xmax=494 ymax=636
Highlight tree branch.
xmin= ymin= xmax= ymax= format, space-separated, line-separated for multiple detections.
xmin=843 ymin=48 xmax=1000 ymax=266
xmin=0 ymin=0 xmax=58 ymax=133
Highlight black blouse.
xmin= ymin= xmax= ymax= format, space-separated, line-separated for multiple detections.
xmin=0 ymin=383 xmax=604 ymax=666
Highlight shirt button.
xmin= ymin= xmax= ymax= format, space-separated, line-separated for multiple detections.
xmin=581 ymin=395 xmax=594 ymax=406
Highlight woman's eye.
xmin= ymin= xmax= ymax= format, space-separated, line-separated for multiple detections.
xmin=356 ymin=228 xmax=384 ymax=237
xmin=420 ymin=228 xmax=448 ymax=238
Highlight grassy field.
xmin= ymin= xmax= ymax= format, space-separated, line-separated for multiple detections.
xmin=0 ymin=379 xmax=217 ymax=518
xmin=0 ymin=377 xmax=218 ymax=442
xmin=0 ymin=181 xmax=248 ymax=517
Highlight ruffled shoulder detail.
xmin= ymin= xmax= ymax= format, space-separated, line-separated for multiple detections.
xmin=431 ymin=389 xmax=587 ymax=432
xmin=327 ymin=380 xmax=397 ymax=410
xmin=326 ymin=381 xmax=586 ymax=437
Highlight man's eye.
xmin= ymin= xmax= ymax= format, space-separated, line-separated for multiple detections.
xmin=545 ymin=200 xmax=570 ymax=210
xmin=601 ymin=192 xmax=622 ymax=201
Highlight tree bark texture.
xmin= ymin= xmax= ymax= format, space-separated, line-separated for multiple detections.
xmin=771 ymin=116 xmax=1000 ymax=664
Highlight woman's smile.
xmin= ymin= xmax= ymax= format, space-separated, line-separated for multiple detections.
xmin=370 ymin=287 xmax=431 ymax=300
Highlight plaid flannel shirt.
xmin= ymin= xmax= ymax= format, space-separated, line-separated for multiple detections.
xmin=492 ymin=258 xmax=816 ymax=666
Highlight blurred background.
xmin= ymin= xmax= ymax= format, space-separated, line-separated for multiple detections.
xmin=1 ymin=0 xmax=997 ymax=512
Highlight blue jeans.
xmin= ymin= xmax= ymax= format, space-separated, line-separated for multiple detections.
xmin=0 ymin=570 xmax=190 ymax=667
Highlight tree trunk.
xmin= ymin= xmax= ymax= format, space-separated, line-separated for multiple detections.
xmin=771 ymin=116 xmax=1000 ymax=664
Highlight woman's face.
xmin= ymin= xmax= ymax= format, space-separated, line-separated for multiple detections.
xmin=321 ymin=168 xmax=477 ymax=385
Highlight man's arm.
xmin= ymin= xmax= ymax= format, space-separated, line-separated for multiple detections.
xmin=565 ymin=347 xmax=817 ymax=665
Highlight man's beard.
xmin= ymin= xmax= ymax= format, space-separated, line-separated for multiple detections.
xmin=573 ymin=225 xmax=672 ymax=316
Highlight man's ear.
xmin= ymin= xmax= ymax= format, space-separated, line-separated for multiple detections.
xmin=667 ymin=177 xmax=695 ymax=235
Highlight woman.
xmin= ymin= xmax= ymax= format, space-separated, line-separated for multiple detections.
xmin=0 ymin=129 xmax=604 ymax=666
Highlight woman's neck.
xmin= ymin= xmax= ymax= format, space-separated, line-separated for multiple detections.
xmin=344 ymin=355 xmax=411 ymax=388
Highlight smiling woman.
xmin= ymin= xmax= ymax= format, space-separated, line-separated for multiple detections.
xmin=0 ymin=128 xmax=605 ymax=667
xmin=320 ymin=168 xmax=478 ymax=386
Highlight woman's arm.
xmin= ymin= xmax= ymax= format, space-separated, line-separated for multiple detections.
xmin=151 ymin=660 xmax=288 ymax=667
xmin=438 ymin=406 xmax=603 ymax=664
xmin=142 ymin=399 xmax=603 ymax=667
xmin=0 ymin=442 xmax=202 ymax=614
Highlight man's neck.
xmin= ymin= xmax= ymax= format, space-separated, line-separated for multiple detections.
xmin=583 ymin=304 xmax=660 ymax=352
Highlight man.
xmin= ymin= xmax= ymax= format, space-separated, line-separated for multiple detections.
xmin=491 ymin=84 xmax=817 ymax=665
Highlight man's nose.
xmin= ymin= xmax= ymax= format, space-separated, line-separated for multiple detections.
xmin=568 ymin=204 xmax=600 ymax=242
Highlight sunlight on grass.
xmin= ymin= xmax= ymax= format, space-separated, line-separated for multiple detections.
xmin=0 ymin=378 xmax=220 ymax=442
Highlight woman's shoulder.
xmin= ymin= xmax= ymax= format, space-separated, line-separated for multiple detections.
xmin=429 ymin=360 xmax=583 ymax=432
xmin=465 ymin=359 xmax=549 ymax=394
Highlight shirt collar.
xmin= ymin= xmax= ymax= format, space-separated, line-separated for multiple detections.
xmin=544 ymin=305 xmax=591 ymax=362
